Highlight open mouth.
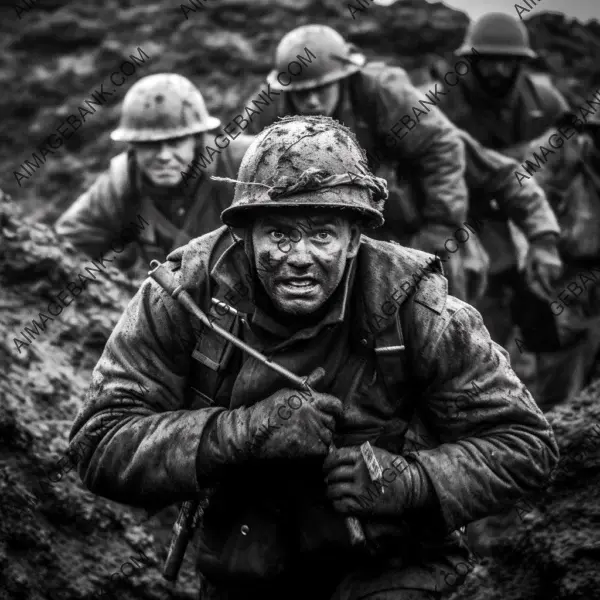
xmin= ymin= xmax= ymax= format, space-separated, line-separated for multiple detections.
xmin=279 ymin=277 xmax=319 ymax=294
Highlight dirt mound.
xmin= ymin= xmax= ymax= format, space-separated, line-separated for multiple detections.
xmin=447 ymin=380 xmax=600 ymax=600
xmin=0 ymin=193 xmax=198 ymax=600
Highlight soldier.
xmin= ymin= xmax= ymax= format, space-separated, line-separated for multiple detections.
xmin=428 ymin=127 xmax=562 ymax=319
xmin=522 ymin=111 xmax=600 ymax=410
xmin=429 ymin=13 xmax=570 ymax=347
xmin=241 ymin=24 xmax=470 ymax=298
xmin=55 ymin=73 xmax=253 ymax=278
xmin=69 ymin=116 xmax=557 ymax=600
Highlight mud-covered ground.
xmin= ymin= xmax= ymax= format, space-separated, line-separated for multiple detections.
xmin=2 ymin=1 xmax=600 ymax=599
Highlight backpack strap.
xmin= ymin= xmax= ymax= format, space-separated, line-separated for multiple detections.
xmin=351 ymin=283 xmax=419 ymax=456
xmin=186 ymin=234 xmax=243 ymax=409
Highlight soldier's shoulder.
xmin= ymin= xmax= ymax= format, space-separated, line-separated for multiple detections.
xmin=361 ymin=61 xmax=411 ymax=87
xmin=165 ymin=226 xmax=231 ymax=289
xmin=359 ymin=236 xmax=447 ymax=315
xmin=521 ymin=71 xmax=569 ymax=114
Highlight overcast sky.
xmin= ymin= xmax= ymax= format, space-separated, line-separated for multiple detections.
xmin=374 ymin=0 xmax=599 ymax=23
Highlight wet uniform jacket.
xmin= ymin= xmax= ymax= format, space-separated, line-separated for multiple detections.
xmin=430 ymin=69 xmax=569 ymax=273
xmin=431 ymin=69 xmax=570 ymax=158
xmin=244 ymin=62 xmax=468 ymax=245
xmin=69 ymin=227 xmax=557 ymax=595
xmin=55 ymin=136 xmax=253 ymax=277
xmin=458 ymin=128 xmax=560 ymax=274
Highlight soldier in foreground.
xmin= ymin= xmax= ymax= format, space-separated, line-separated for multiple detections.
xmin=69 ymin=117 xmax=557 ymax=599
xmin=242 ymin=24 xmax=469 ymax=298
xmin=55 ymin=73 xmax=253 ymax=278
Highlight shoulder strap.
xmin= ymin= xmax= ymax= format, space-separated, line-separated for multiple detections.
xmin=186 ymin=234 xmax=242 ymax=407
xmin=349 ymin=281 xmax=417 ymax=455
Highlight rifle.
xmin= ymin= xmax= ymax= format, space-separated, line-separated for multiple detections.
xmin=148 ymin=259 xmax=382 ymax=582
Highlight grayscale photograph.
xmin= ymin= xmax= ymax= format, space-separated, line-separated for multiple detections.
xmin=1 ymin=0 xmax=599 ymax=598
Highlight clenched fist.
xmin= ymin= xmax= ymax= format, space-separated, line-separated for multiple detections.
xmin=198 ymin=369 xmax=344 ymax=475
xmin=323 ymin=445 xmax=430 ymax=517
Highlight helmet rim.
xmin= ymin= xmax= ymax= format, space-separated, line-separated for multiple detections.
xmin=110 ymin=116 xmax=221 ymax=142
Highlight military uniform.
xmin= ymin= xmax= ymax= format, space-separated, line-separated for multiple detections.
xmin=385 ymin=124 xmax=561 ymax=307
xmin=55 ymin=138 xmax=252 ymax=277
xmin=69 ymin=224 xmax=557 ymax=599
xmin=56 ymin=73 xmax=254 ymax=279
xmin=69 ymin=116 xmax=557 ymax=599
xmin=430 ymin=16 xmax=569 ymax=346
xmin=527 ymin=121 xmax=600 ymax=409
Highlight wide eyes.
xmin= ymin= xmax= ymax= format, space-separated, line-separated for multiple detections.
xmin=269 ymin=230 xmax=333 ymax=244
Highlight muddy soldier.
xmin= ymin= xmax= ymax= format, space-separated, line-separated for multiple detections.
xmin=240 ymin=24 xmax=470 ymax=299
xmin=430 ymin=13 xmax=569 ymax=349
xmin=69 ymin=117 xmax=557 ymax=600
xmin=55 ymin=73 xmax=253 ymax=278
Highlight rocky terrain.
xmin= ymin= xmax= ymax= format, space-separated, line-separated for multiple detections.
xmin=2 ymin=1 xmax=600 ymax=599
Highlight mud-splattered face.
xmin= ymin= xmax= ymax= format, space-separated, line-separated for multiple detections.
xmin=288 ymin=81 xmax=342 ymax=117
xmin=131 ymin=134 xmax=197 ymax=187
xmin=251 ymin=211 xmax=361 ymax=316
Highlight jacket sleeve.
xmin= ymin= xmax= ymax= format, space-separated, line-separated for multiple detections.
xmin=404 ymin=277 xmax=559 ymax=533
xmin=55 ymin=168 xmax=125 ymax=260
xmin=68 ymin=278 xmax=225 ymax=508
xmin=373 ymin=67 xmax=468 ymax=231
xmin=461 ymin=131 xmax=561 ymax=240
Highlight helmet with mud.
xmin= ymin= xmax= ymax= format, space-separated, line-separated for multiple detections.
xmin=219 ymin=115 xmax=388 ymax=229
xmin=110 ymin=73 xmax=221 ymax=142
xmin=456 ymin=13 xmax=537 ymax=59
xmin=266 ymin=25 xmax=367 ymax=92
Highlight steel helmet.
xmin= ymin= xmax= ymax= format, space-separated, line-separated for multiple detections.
xmin=266 ymin=25 xmax=367 ymax=92
xmin=457 ymin=13 xmax=537 ymax=59
xmin=111 ymin=73 xmax=221 ymax=142
xmin=220 ymin=116 xmax=387 ymax=229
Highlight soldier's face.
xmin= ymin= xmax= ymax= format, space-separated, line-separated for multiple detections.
xmin=131 ymin=134 xmax=197 ymax=187
xmin=473 ymin=57 xmax=523 ymax=96
xmin=288 ymin=81 xmax=342 ymax=117
xmin=252 ymin=212 xmax=361 ymax=316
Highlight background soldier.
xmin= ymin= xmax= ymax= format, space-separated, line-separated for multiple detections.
xmin=414 ymin=126 xmax=562 ymax=315
xmin=523 ymin=111 xmax=600 ymax=410
xmin=69 ymin=116 xmax=557 ymax=600
xmin=241 ymin=24 xmax=470 ymax=299
xmin=55 ymin=73 xmax=253 ymax=278
xmin=430 ymin=12 xmax=569 ymax=349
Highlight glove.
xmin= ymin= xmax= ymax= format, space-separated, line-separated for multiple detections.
xmin=197 ymin=369 xmax=343 ymax=475
xmin=322 ymin=445 xmax=433 ymax=517
xmin=524 ymin=234 xmax=563 ymax=302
